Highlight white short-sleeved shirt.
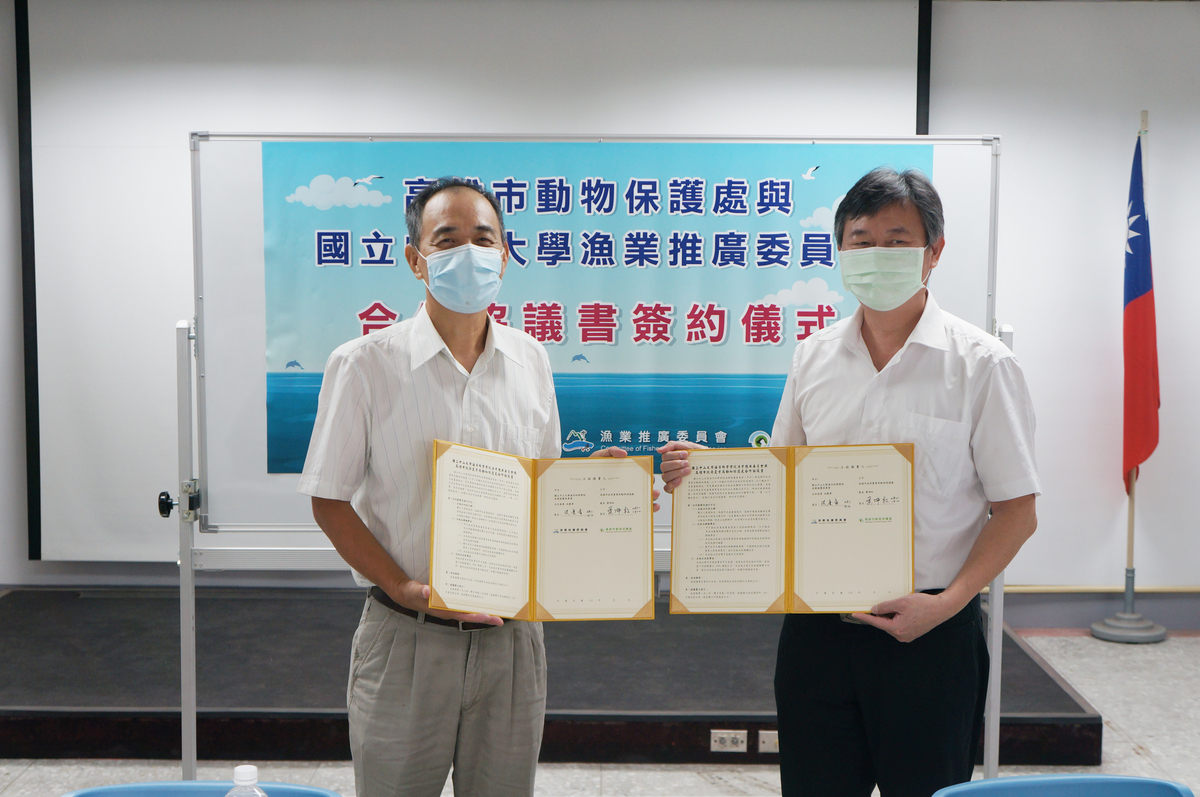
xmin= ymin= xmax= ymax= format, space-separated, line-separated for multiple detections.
xmin=298 ymin=306 xmax=562 ymax=586
xmin=771 ymin=293 xmax=1040 ymax=591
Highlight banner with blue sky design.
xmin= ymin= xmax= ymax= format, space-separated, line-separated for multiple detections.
xmin=263 ymin=140 xmax=933 ymax=472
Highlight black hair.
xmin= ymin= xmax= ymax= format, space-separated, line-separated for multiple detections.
xmin=833 ymin=167 xmax=944 ymax=248
xmin=405 ymin=177 xmax=506 ymax=246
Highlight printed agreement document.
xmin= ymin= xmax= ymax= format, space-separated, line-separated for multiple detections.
xmin=428 ymin=440 xmax=655 ymax=621
xmin=671 ymin=444 xmax=913 ymax=614
xmin=670 ymin=447 xmax=787 ymax=614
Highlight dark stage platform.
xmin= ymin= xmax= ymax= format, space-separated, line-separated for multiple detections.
xmin=0 ymin=589 xmax=1100 ymax=764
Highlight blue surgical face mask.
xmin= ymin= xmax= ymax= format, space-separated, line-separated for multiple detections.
xmin=839 ymin=245 xmax=929 ymax=312
xmin=420 ymin=243 xmax=504 ymax=315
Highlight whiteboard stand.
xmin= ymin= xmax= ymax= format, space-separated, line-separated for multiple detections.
xmin=981 ymin=326 xmax=1016 ymax=778
xmin=980 ymin=142 xmax=1007 ymax=780
xmin=173 ymin=320 xmax=350 ymax=777
xmin=171 ymin=316 xmax=1008 ymax=780
xmin=180 ymin=133 xmax=1009 ymax=777
xmin=175 ymin=319 xmax=198 ymax=780
xmin=985 ymin=570 xmax=1005 ymax=778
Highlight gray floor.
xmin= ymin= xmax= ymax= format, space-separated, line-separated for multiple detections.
xmin=1 ymin=632 xmax=1196 ymax=796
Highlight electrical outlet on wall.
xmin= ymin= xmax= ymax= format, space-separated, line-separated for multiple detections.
xmin=710 ymin=729 xmax=748 ymax=752
xmin=758 ymin=729 xmax=780 ymax=754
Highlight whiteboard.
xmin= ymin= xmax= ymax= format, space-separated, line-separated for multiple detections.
xmin=191 ymin=134 xmax=999 ymax=564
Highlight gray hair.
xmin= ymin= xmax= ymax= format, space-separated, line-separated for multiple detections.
xmin=833 ymin=167 xmax=944 ymax=248
xmin=405 ymin=177 xmax=506 ymax=246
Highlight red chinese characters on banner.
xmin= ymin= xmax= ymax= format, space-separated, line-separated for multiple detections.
xmin=487 ymin=303 xmax=509 ymax=326
xmin=685 ymin=302 xmax=728 ymax=344
xmin=795 ymin=305 xmax=837 ymax=340
xmin=740 ymin=303 xmax=782 ymax=345
xmin=358 ymin=301 xmax=398 ymax=335
xmin=632 ymin=302 xmax=674 ymax=344
xmin=578 ymin=302 xmax=620 ymax=344
xmin=509 ymin=299 xmax=837 ymax=346
xmin=522 ymin=301 xmax=565 ymax=343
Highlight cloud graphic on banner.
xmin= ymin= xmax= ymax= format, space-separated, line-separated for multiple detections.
xmin=797 ymin=194 xmax=845 ymax=231
xmin=761 ymin=278 xmax=844 ymax=309
xmin=286 ymin=175 xmax=392 ymax=210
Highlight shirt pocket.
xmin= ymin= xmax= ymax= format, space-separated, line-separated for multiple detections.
xmin=904 ymin=412 xmax=971 ymax=498
xmin=496 ymin=422 xmax=545 ymax=459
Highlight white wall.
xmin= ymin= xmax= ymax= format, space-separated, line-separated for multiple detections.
xmin=931 ymin=1 xmax=1200 ymax=587
xmin=1 ymin=0 xmax=282 ymax=585
xmin=0 ymin=0 xmax=172 ymax=585
xmin=10 ymin=0 xmax=919 ymax=574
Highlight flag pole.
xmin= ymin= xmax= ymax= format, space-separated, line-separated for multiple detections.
xmin=1125 ymin=469 xmax=1136 ymax=615
xmin=1092 ymin=111 xmax=1165 ymax=643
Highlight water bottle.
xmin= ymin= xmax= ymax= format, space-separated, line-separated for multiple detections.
xmin=224 ymin=765 xmax=269 ymax=797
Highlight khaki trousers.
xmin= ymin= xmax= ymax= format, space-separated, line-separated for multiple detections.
xmin=347 ymin=594 xmax=547 ymax=797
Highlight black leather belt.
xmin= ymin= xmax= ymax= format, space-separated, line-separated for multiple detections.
xmin=369 ymin=585 xmax=499 ymax=631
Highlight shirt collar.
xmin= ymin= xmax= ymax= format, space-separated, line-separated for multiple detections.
xmin=839 ymin=303 xmax=869 ymax=356
xmin=840 ymin=291 xmax=950 ymax=356
xmin=409 ymin=304 xmax=526 ymax=372
xmin=907 ymin=292 xmax=950 ymax=352
xmin=409 ymin=304 xmax=445 ymax=371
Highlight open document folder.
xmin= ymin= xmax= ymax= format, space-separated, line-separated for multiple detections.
xmin=428 ymin=440 xmax=655 ymax=621
xmin=671 ymin=444 xmax=915 ymax=614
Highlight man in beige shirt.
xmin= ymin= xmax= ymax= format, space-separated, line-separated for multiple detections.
xmin=301 ymin=178 xmax=558 ymax=797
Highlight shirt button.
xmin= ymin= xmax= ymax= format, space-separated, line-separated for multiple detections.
xmin=467 ymin=426 xmax=475 ymax=433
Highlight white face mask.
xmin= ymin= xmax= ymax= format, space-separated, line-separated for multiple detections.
xmin=420 ymin=243 xmax=503 ymax=315
xmin=839 ymin=246 xmax=929 ymax=312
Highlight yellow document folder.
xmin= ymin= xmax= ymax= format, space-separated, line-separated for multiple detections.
xmin=428 ymin=440 xmax=655 ymax=622
xmin=670 ymin=443 xmax=914 ymax=614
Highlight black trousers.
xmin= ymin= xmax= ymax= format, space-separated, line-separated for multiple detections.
xmin=774 ymin=595 xmax=988 ymax=797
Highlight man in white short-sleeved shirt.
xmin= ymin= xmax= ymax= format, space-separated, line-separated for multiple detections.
xmin=299 ymin=178 xmax=561 ymax=797
xmin=770 ymin=291 xmax=1039 ymax=593
xmin=662 ymin=168 xmax=1040 ymax=797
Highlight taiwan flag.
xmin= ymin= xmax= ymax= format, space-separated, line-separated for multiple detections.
xmin=1123 ymin=136 xmax=1159 ymax=493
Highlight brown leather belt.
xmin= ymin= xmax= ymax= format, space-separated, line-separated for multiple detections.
xmin=369 ymin=585 xmax=499 ymax=631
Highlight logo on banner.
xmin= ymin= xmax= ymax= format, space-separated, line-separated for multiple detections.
xmin=562 ymin=430 xmax=595 ymax=454
xmin=749 ymin=431 xmax=772 ymax=447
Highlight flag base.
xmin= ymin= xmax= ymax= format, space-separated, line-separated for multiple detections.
xmin=1091 ymin=612 xmax=1167 ymax=644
